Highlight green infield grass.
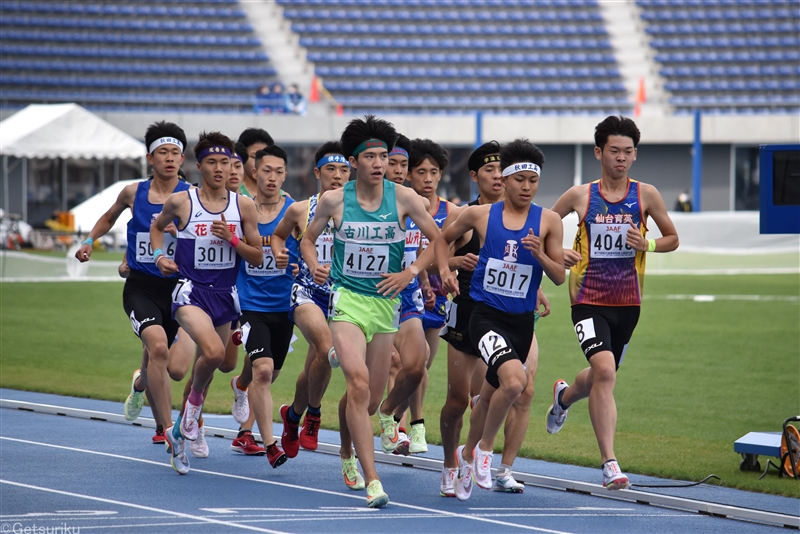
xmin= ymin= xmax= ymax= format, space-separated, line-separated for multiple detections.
xmin=1 ymin=274 xmax=797 ymax=497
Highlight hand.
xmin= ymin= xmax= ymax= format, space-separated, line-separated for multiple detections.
xmin=274 ymin=248 xmax=290 ymax=270
xmin=291 ymin=263 xmax=300 ymax=277
xmin=313 ymin=263 xmax=331 ymax=285
xmin=536 ymin=288 xmax=551 ymax=317
xmin=164 ymin=222 xmax=178 ymax=237
xmin=422 ymin=285 xmax=436 ymax=310
xmin=75 ymin=243 xmax=92 ymax=262
xmin=460 ymin=253 xmax=478 ymax=272
xmin=521 ymin=228 xmax=542 ymax=258
xmin=563 ymin=249 xmax=581 ymax=269
xmin=626 ymin=221 xmax=647 ymax=251
xmin=441 ymin=271 xmax=459 ymax=296
xmin=118 ymin=257 xmax=130 ymax=279
xmin=212 ymin=213 xmax=233 ymax=242
xmin=156 ymin=256 xmax=179 ymax=276
xmin=377 ymin=270 xmax=415 ymax=299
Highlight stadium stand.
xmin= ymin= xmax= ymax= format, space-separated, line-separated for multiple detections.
xmin=278 ymin=0 xmax=630 ymax=115
xmin=0 ymin=0 xmax=279 ymax=113
xmin=638 ymin=0 xmax=800 ymax=115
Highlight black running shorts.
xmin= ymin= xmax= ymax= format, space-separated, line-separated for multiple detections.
xmin=239 ymin=310 xmax=295 ymax=370
xmin=440 ymin=296 xmax=480 ymax=357
xmin=122 ymin=269 xmax=180 ymax=346
xmin=469 ymin=302 xmax=536 ymax=389
xmin=571 ymin=304 xmax=640 ymax=369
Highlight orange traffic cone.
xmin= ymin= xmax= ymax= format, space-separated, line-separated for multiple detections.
xmin=309 ymin=75 xmax=320 ymax=103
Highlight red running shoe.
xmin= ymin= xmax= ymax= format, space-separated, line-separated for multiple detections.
xmin=152 ymin=429 xmax=166 ymax=445
xmin=299 ymin=413 xmax=321 ymax=451
xmin=280 ymin=404 xmax=300 ymax=458
xmin=266 ymin=441 xmax=288 ymax=469
xmin=230 ymin=431 xmax=266 ymax=456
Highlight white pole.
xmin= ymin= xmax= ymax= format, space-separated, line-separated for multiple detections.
xmin=61 ymin=157 xmax=68 ymax=212
xmin=21 ymin=157 xmax=27 ymax=222
xmin=573 ymin=144 xmax=583 ymax=187
xmin=2 ymin=155 xmax=8 ymax=214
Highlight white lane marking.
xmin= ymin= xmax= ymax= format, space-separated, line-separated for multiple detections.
xmin=0 ymin=480 xmax=288 ymax=534
xmin=644 ymin=294 xmax=799 ymax=303
xmin=0 ymin=436 xmax=572 ymax=534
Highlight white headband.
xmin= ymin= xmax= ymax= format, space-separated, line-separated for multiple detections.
xmin=502 ymin=162 xmax=541 ymax=177
xmin=148 ymin=136 xmax=184 ymax=154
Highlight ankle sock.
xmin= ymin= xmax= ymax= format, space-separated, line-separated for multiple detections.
xmin=188 ymin=389 xmax=204 ymax=406
xmin=557 ymin=388 xmax=570 ymax=411
xmin=306 ymin=404 xmax=321 ymax=417
xmin=236 ymin=378 xmax=247 ymax=391
xmin=393 ymin=414 xmax=402 ymax=424
xmin=287 ymin=405 xmax=302 ymax=424
xmin=410 ymin=419 xmax=424 ymax=427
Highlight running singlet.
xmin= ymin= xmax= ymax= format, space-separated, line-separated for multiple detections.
xmin=175 ymin=189 xmax=243 ymax=288
xmin=569 ymin=179 xmax=646 ymax=307
xmin=296 ymin=193 xmax=335 ymax=293
xmin=126 ymin=179 xmax=190 ymax=278
xmin=470 ymin=201 xmax=544 ymax=314
xmin=421 ymin=197 xmax=450 ymax=296
xmin=454 ymin=198 xmax=481 ymax=302
xmin=331 ymin=179 xmax=405 ymax=297
xmin=237 ymin=198 xmax=299 ymax=312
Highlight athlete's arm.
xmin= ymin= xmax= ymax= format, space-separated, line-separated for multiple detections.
xmin=301 ymin=190 xmax=342 ymax=285
xmin=435 ymin=205 xmax=486 ymax=296
xmin=272 ymin=201 xmax=305 ymax=270
xmin=75 ymin=182 xmax=136 ymax=262
xmin=632 ymin=184 xmax=679 ymax=253
xmin=230 ymin=197 xmax=266 ymax=267
xmin=151 ymin=192 xmax=186 ymax=276
xmin=521 ymin=208 xmax=565 ymax=286
xmin=537 ymin=287 xmax=551 ymax=317
xmin=441 ymin=204 xmax=477 ymax=272
xmin=424 ymin=200 xmax=458 ymax=272
xmin=551 ymin=185 xmax=585 ymax=269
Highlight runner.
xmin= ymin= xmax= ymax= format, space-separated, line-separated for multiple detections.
xmin=237 ymin=128 xmax=274 ymax=198
xmin=269 ymin=141 xmax=349 ymax=458
xmin=435 ymin=139 xmax=565 ymax=501
xmin=546 ymin=115 xmax=679 ymax=489
xmin=151 ymin=131 xmax=263 ymax=475
xmin=300 ymin=115 xmax=440 ymax=508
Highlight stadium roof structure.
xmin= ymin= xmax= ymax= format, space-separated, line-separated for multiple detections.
xmin=0 ymin=103 xmax=145 ymax=159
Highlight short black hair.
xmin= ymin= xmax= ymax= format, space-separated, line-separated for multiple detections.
xmin=499 ymin=139 xmax=545 ymax=171
xmin=409 ymin=138 xmax=449 ymax=171
xmin=144 ymin=121 xmax=187 ymax=153
xmin=237 ymin=128 xmax=274 ymax=150
xmin=254 ymin=144 xmax=288 ymax=167
xmin=340 ymin=115 xmax=398 ymax=159
xmin=468 ymin=140 xmax=501 ymax=173
xmin=314 ymin=141 xmax=344 ymax=164
xmin=594 ymin=115 xmax=641 ymax=149
xmin=394 ymin=134 xmax=411 ymax=155
xmin=194 ymin=131 xmax=235 ymax=161
xmin=234 ymin=142 xmax=249 ymax=165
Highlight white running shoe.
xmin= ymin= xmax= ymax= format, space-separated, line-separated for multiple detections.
xmin=392 ymin=431 xmax=411 ymax=456
xmin=454 ymin=445 xmax=473 ymax=501
xmin=409 ymin=423 xmax=428 ymax=454
xmin=602 ymin=459 xmax=630 ymax=490
xmin=123 ymin=369 xmax=144 ymax=421
xmin=181 ymin=400 xmax=202 ymax=441
xmin=440 ymin=466 xmax=457 ymax=497
xmin=230 ymin=375 xmax=250 ymax=424
xmin=165 ymin=426 xmax=189 ymax=475
xmin=328 ymin=347 xmax=340 ymax=369
xmin=473 ymin=445 xmax=494 ymax=490
xmin=190 ymin=426 xmax=209 ymax=458
xmin=546 ymin=379 xmax=570 ymax=434
xmin=493 ymin=468 xmax=525 ymax=493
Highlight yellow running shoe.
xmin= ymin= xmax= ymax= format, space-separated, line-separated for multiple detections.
xmin=366 ymin=480 xmax=389 ymax=508
xmin=341 ymin=456 xmax=365 ymax=490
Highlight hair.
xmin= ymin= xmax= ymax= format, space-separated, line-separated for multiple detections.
xmin=594 ymin=115 xmax=641 ymax=149
xmin=394 ymin=134 xmax=411 ymax=155
xmin=339 ymin=115 xmax=398 ymax=159
xmin=499 ymin=139 xmax=545 ymax=171
xmin=409 ymin=138 xmax=449 ymax=171
xmin=144 ymin=121 xmax=187 ymax=152
xmin=193 ymin=131 xmax=235 ymax=160
xmin=234 ymin=142 xmax=249 ymax=165
xmin=467 ymin=140 xmax=501 ymax=173
xmin=254 ymin=144 xmax=288 ymax=167
xmin=237 ymin=128 xmax=274 ymax=150
xmin=314 ymin=141 xmax=344 ymax=164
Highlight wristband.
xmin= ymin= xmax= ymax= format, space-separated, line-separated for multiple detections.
xmin=155 ymin=255 xmax=166 ymax=268
xmin=153 ymin=247 xmax=163 ymax=260
xmin=229 ymin=234 xmax=240 ymax=247
xmin=82 ymin=237 xmax=94 ymax=247
xmin=647 ymin=239 xmax=657 ymax=252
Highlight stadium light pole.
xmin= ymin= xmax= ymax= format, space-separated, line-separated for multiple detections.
xmin=471 ymin=110 xmax=483 ymax=200
xmin=692 ymin=108 xmax=702 ymax=212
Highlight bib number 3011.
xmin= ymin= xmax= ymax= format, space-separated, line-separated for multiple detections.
xmin=194 ymin=238 xmax=235 ymax=270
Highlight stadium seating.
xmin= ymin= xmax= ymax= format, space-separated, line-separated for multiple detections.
xmin=638 ymin=0 xmax=800 ymax=114
xmin=0 ymin=1 xmax=278 ymax=112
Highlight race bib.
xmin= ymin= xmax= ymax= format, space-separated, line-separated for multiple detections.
xmin=478 ymin=330 xmax=510 ymax=366
xmin=401 ymin=250 xmax=417 ymax=271
xmin=482 ymin=258 xmax=533 ymax=299
xmin=343 ymin=242 xmax=389 ymax=278
xmin=246 ymin=246 xmax=283 ymax=277
xmin=590 ymin=223 xmax=635 ymax=259
xmin=316 ymin=233 xmax=334 ymax=265
xmin=136 ymin=232 xmax=176 ymax=263
xmin=194 ymin=237 xmax=236 ymax=270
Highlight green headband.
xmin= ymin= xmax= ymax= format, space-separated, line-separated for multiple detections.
xmin=352 ymin=139 xmax=388 ymax=157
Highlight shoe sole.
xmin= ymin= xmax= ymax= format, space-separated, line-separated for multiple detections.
xmin=546 ymin=380 xmax=568 ymax=434
xmin=493 ymin=485 xmax=524 ymax=493
xmin=190 ymin=447 xmax=209 ymax=458
xmin=124 ymin=370 xmax=143 ymax=421
xmin=605 ymin=479 xmax=630 ymax=490
xmin=409 ymin=443 xmax=428 ymax=454
xmin=270 ymin=454 xmax=288 ymax=469
xmin=367 ymin=494 xmax=389 ymax=508
xmin=230 ymin=446 xmax=266 ymax=456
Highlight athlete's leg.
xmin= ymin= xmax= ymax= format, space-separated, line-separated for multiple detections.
xmin=380 ymin=319 xmax=426 ymax=416
xmin=139 ymin=325 xmax=172 ymax=435
xmin=175 ymin=306 xmax=229 ymax=396
xmin=167 ymin=327 xmax=195 ymax=382
xmin=440 ymin=344 xmax=479 ymax=468
xmin=250 ymin=356 xmax=279 ymax=448
xmin=501 ymin=335 xmax=538 ymax=466
xmin=338 ymin=392 xmax=353 ymax=459
xmin=291 ymin=303 xmax=333 ymax=414
xmin=218 ymin=329 xmax=240 ymax=373
xmin=408 ymin=327 xmax=440 ymax=421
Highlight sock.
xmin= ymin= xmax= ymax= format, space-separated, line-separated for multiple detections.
xmin=188 ymin=389 xmax=204 ymax=406
xmin=499 ymin=463 xmax=512 ymax=474
xmin=393 ymin=414 xmax=402 ymax=424
xmin=172 ymin=421 xmax=182 ymax=440
xmin=287 ymin=405 xmax=302 ymax=424
xmin=399 ymin=427 xmax=407 ymax=435
xmin=557 ymin=388 xmax=570 ymax=411
xmin=156 ymin=424 xmax=164 ymax=433
xmin=133 ymin=379 xmax=146 ymax=393
xmin=306 ymin=404 xmax=321 ymax=417
xmin=410 ymin=419 xmax=425 ymax=427
xmin=236 ymin=377 xmax=247 ymax=391
xmin=237 ymin=428 xmax=251 ymax=438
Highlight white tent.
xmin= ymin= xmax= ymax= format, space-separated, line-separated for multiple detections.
xmin=70 ymin=179 xmax=139 ymax=238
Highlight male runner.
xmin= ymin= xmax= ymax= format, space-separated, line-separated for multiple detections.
xmin=270 ymin=141 xmax=349 ymax=457
xmin=546 ymin=115 xmax=679 ymax=489
xmin=75 ymin=121 xmax=195 ymax=444
xmin=238 ymin=128 xmax=274 ymax=198
xmin=151 ymin=131 xmax=263 ymax=474
xmin=436 ymin=139 xmax=565 ymax=501
xmin=301 ymin=115 xmax=440 ymax=508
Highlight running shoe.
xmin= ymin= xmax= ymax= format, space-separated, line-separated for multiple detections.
xmin=473 ymin=445 xmax=494 ymax=490
xmin=378 ymin=401 xmax=400 ymax=453
xmin=440 ymin=466 xmax=457 ymax=497
xmin=493 ymin=468 xmax=525 ymax=493
xmin=470 ymin=394 xmax=480 ymax=410
xmin=165 ymin=426 xmax=189 ymax=475
xmin=409 ymin=423 xmax=428 ymax=454
xmin=230 ymin=376 xmax=250 ymax=424
xmin=392 ymin=430 xmax=411 ymax=456
xmin=298 ymin=412 xmax=321 ymax=451
xmin=455 ymin=445 xmax=473 ymax=501
xmin=341 ymin=456 xmax=365 ymax=490
xmin=327 ymin=347 xmax=339 ymax=369
xmin=279 ymin=404 xmax=300 ymax=458
xmin=123 ymin=369 xmax=145 ymax=421
xmin=602 ymin=459 xmax=630 ymax=490
xmin=546 ymin=379 xmax=570 ymax=434
xmin=230 ymin=431 xmax=266 ymax=456
xmin=231 ymin=328 xmax=243 ymax=346
xmin=366 ymin=480 xmax=389 ymax=508
xmin=181 ymin=399 xmax=202 ymax=441
xmin=266 ymin=441 xmax=288 ymax=469
xmin=152 ymin=429 xmax=165 ymax=444
xmin=190 ymin=426 xmax=209 ymax=458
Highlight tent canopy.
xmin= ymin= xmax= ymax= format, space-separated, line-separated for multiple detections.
xmin=0 ymin=103 xmax=145 ymax=159
xmin=71 ymin=179 xmax=139 ymax=236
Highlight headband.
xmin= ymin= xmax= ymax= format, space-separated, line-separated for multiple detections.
xmin=316 ymin=154 xmax=349 ymax=168
xmin=231 ymin=152 xmax=243 ymax=163
xmin=352 ymin=139 xmax=388 ymax=157
xmin=389 ymin=147 xmax=409 ymax=159
xmin=197 ymin=145 xmax=232 ymax=163
xmin=502 ymin=162 xmax=541 ymax=177
xmin=148 ymin=136 xmax=184 ymax=154
xmin=482 ymin=154 xmax=500 ymax=165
